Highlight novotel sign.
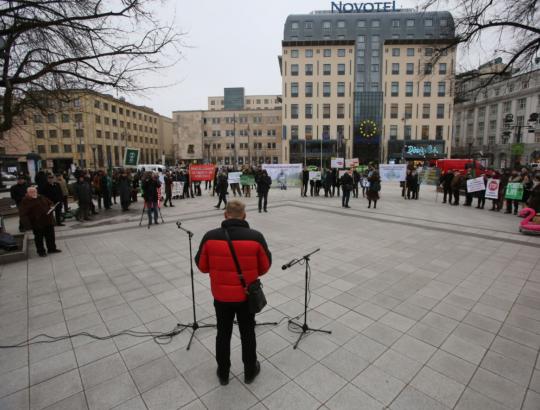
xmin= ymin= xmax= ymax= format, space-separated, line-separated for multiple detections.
xmin=331 ymin=1 xmax=399 ymax=13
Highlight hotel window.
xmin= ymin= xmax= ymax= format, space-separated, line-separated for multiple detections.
xmin=392 ymin=63 xmax=400 ymax=75
xmin=439 ymin=63 xmax=447 ymax=75
xmin=391 ymin=82 xmax=399 ymax=97
xmin=338 ymin=63 xmax=346 ymax=75
xmin=435 ymin=126 xmax=443 ymax=140
xmin=323 ymin=104 xmax=331 ymax=119
xmin=390 ymin=125 xmax=398 ymax=140
xmin=407 ymin=48 xmax=415 ymax=56
xmin=406 ymin=19 xmax=415 ymax=27
xmin=337 ymin=49 xmax=346 ymax=57
xmin=337 ymin=104 xmax=345 ymax=119
xmin=440 ymin=19 xmax=448 ymax=26
xmin=425 ymin=48 xmax=433 ymax=56
xmin=49 ymin=130 xmax=57 ymax=138
xmin=392 ymin=19 xmax=400 ymax=28
xmin=323 ymin=82 xmax=331 ymax=97
xmin=405 ymin=103 xmax=412 ymax=119
xmin=371 ymin=64 xmax=379 ymax=72
xmin=390 ymin=104 xmax=398 ymax=119
xmin=305 ymin=64 xmax=313 ymax=75
xmin=436 ymin=104 xmax=444 ymax=119
xmin=323 ymin=64 xmax=331 ymax=75
xmin=291 ymin=49 xmax=299 ymax=58
xmin=305 ymin=49 xmax=313 ymax=58
xmin=322 ymin=21 xmax=331 ymax=32
xmin=423 ymin=81 xmax=432 ymax=97
xmin=371 ymin=20 xmax=380 ymax=28
xmin=438 ymin=81 xmax=446 ymax=97
xmin=421 ymin=125 xmax=429 ymax=140
xmin=337 ymin=20 xmax=345 ymax=28
xmin=422 ymin=104 xmax=430 ymax=119
xmin=304 ymin=21 xmax=313 ymax=29
xmin=424 ymin=19 xmax=433 ymax=27
xmin=424 ymin=63 xmax=433 ymax=75
xmin=357 ymin=20 xmax=366 ymax=27
xmin=291 ymin=104 xmax=299 ymax=119
xmin=305 ymin=125 xmax=313 ymax=140
xmin=305 ymin=104 xmax=313 ymax=119
xmin=64 ymin=144 xmax=72 ymax=153
xmin=305 ymin=82 xmax=313 ymax=97
xmin=404 ymin=125 xmax=412 ymax=138
xmin=392 ymin=48 xmax=400 ymax=57
xmin=291 ymin=82 xmax=299 ymax=97
xmin=291 ymin=64 xmax=299 ymax=76
xmin=406 ymin=63 xmax=414 ymax=74
xmin=405 ymin=82 xmax=413 ymax=97
xmin=323 ymin=49 xmax=331 ymax=57
xmin=337 ymin=82 xmax=345 ymax=97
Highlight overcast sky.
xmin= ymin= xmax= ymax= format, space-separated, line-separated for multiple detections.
xmin=124 ymin=0 xmax=491 ymax=118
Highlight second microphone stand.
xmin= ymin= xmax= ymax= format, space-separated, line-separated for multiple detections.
xmin=286 ymin=248 xmax=331 ymax=349
xmin=175 ymin=222 xmax=216 ymax=350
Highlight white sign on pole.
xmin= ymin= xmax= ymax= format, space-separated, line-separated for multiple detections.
xmin=309 ymin=171 xmax=321 ymax=181
xmin=379 ymin=164 xmax=407 ymax=182
xmin=228 ymin=172 xmax=241 ymax=184
xmin=261 ymin=163 xmax=302 ymax=187
xmin=331 ymin=158 xmax=345 ymax=168
xmin=345 ymin=158 xmax=359 ymax=168
xmin=338 ymin=170 xmax=350 ymax=178
xmin=485 ymin=178 xmax=500 ymax=199
xmin=466 ymin=176 xmax=485 ymax=193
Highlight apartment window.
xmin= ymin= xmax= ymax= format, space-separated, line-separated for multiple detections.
xmin=392 ymin=19 xmax=400 ymax=28
xmin=438 ymin=81 xmax=446 ymax=97
xmin=337 ymin=82 xmax=345 ymax=97
xmin=371 ymin=35 xmax=380 ymax=45
xmin=104 ymin=117 xmax=110 ymax=125
xmin=337 ymin=104 xmax=345 ymax=119
xmin=338 ymin=49 xmax=346 ymax=57
xmin=111 ymin=105 xmax=116 ymax=113
xmin=291 ymin=104 xmax=299 ymax=119
xmin=105 ymin=131 xmax=110 ymax=139
xmin=47 ymin=114 xmax=56 ymax=123
xmin=75 ymin=129 xmax=83 ymax=138
xmin=392 ymin=63 xmax=400 ymax=75
xmin=405 ymin=103 xmax=412 ymax=119
xmin=291 ymin=82 xmax=299 ymax=97
xmin=305 ymin=125 xmax=313 ymax=140
xmin=424 ymin=82 xmax=432 ymax=97
xmin=421 ymin=125 xmax=429 ymax=140
xmin=406 ymin=63 xmax=414 ymax=74
xmin=291 ymin=49 xmax=299 ymax=58
xmin=305 ymin=49 xmax=313 ymax=58
xmin=323 ymin=64 xmax=331 ymax=75
xmin=372 ymin=49 xmax=379 ymax=57
xmin=424 ymin=63 xmax=433 ymax=75
xmin=323 ymin=82 xmax=331 ymax=97
xmin=425 ymin=48 xmax=433 ymax=56
xmin=405 ymin=81 xmax=413 ymax=97
xmin=371 ymin=82 xmax=379 ymax=92
xmin=338 ymin=63 xmax=345 ymax=75
xmin=371 ymin=64 xmax=379 ymax=72
xmin=305 ymin=104 xmax=313 ymax=119
xmin=518 ymin=98 xmax=526 ymax=110
xmin=440 ymin=19 xmax=448 ymax=27
xmin=305 ymin=82 xmax=313 ymax=97
xmin=291 ymin=64 xmax=299 ymax=76
xmin=439 ymin=63 xmax=447 ymax=75
xmin=422 ymin=104 xmax=430 ymax=119
xmin=434 ymin=125 xmax=443 ymax=140
xmin=425 ymin=19 xmax=433 ymax=27
xmin=358 ymin=64 xmax=365 ymax=72
xmin=389 ymin=125 xmax=398 ymax=140
xmin=390 ymin=104 xmax=398 ymax=119
xmin=490 ymin=104 xmax=498 ymax=115
xmin=436 ymin=104 xmax=445 ymax=119
xmin=304 ymin=21 xmax=313 ymax=29
xmin=391 ymin=82 xmax=399 ymax=97
xmin=50 ymin=145 xmax=59 ymax=153
xmin=323 ymin=104 xmax=331 ymax=119
xmin=407 ymin=48 xmax=415 ymax=56
xmin=94 ymin=100 xmax=100 ymax=108
xmin=291 ymin=126 xmax=299 ymax=140
xmin=103 ymin=102 xmax=109 ymax=111
xmin=36 ymin=130 xmax=44 ymax=138
xmin=47 ymin=129 xmax=57 ymax=138
xmin=112 ymin=119 xmax=117 ymax=127
xmin=404 ymin=125 xmax=412 ymax=138
xmin=503 ymin=101 xmax=512 ymax=112
xmin=323 ymin=49 xmax=331 ymax=57
xmin=392 ymin=48 xmax=400 ymax=57
xmin=63 ymin=144 xmax=72 ymax=153
xmin=406 ymin=19 xmax=415 ymax=27
xmin=357 ymin=20 xmax=366 ymax=28
xmin=61 ymin=114 xmax=70 ymax=123
xmin=62 ymin=129 xmax=70 ymax=138
xmin=357 ymin=35 xmax=365 ymax=44
xmin=95 ymin=115 xmax=101 ymax=124
xmin=37 ymin=145 xmax=46 ymax=154
xmin=305 ymin=64 xmax=313 ymax=75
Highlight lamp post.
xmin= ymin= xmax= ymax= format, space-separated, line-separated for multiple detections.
xmin=91 ymin=144 xmax=97 ymax=170
xmin=75 ymin=122 xmax=83 ymax=167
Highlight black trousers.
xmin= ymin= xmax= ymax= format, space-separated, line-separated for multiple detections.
xmin=258 ymin=191 xmax=268 ymax=211
xmin=453 ymin=189 xmax=460 ymax=205
xmin=342 ymin=190 xmax=350 ymax=207
xmin=214 ymin=300 xmax=256 ymax=377
xmin=352 ymin=185 xmax=359 ymax=198
xmin=443 ymin=187 xmax=452 ymax=203
xmin=33 ymin=225 xmax=57 ymax=254
xmin=302 ymin=182 xmax=308 ymax=196
xmin=216 ymin=192 xmax=227 ymax=208
xmin=54 ymin=204 xmax=62 ymax=225
xmin=164 ymin=191 xmax=172 ymax=206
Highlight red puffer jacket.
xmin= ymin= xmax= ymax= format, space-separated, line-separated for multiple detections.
xmin=195 ymin=219 xmax=272 ymax=302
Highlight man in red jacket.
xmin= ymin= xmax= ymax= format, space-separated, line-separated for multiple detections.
xmin=195 ymin=200 xmax=271 ymax=386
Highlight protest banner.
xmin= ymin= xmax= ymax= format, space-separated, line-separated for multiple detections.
xmin=485 ymin=179 xmax=500 ymax=199
xmin=505 ymin=182 xmax=524 ymax=200
xmin=262 ymin=163 xmax=302 ymax=187
xmin=123 ymin=147 xmax=140 ymax=167
xmin=356 ymin=165 xmax=368 ymax=174
xmin=228 ymin=172 xmax=241 ymax=184
xmin=309 ymin=171 xmax=321 ymax=181
xmin=189 ymin=164 xmax=215 ymax=182
xmin=338 ymin=170 xmax=350 ymax=178
xmin=379 ymin=164 xmax=407 ymax=182
xmin=240 ymin=174 xmax=255 ymax=186
xmin=307 ymin=165 xmax=318 ymax=171
xmin=345 ymin=158 xmax=360 ymax=168
xmin=331 ymin=158 xmax=344 ymax=168
xmin=418 ymin=167 xmax=441 ymax=185
xmin=466 ymin=176 xmax=486 ymax=193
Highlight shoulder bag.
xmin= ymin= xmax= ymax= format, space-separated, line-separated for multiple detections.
xmin=223 ymin=229 xmax=267 ymax=314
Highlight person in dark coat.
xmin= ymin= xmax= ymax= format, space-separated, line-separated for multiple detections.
xmin=527 ymin=173 xmax=540 ymax=213
xmin=215 ymin=171 xmax=229 ymax=209
xmin=367 ymin=171 xmax=381 ymax=209
xmin=450 ymin=171 xmax=462 ymax=205
xmin=10 ymin=174 xmax=30 ymax=232
xmin=476 ymin=173 xmax=487 ymax=209
xmin=440 ymin=170 xmax=454 ymax=204
xmin=35 ymin=170 xmax=48 ymax=194
xmin=340 ymin=171 xmax=353 ymax=208
xmin=257 ymin=170 xmax=272 ymax=212
xmin=163 ymin=171 xmax=174 ymax=207
xmin=118 ymin=172 xmax=132 ymax=211
xmin=73 ymin=175 xmax=93 ymax=221
xmin=406 ymin=169 xmax=415 ymax=200
xmin=301 ymin=167 xmax=309 ymax=197
xmin=352 ymin=169 xmax=360 ymax=198
xmin=331 ymin=168 xmax=339 ymax=197
xmin=142 ymin=173 xmax=161 ymax=226
xmin=19 ymin=187 xmax=61 ymax=257
xmin=41 ymin=175 xmax=64 ymax=226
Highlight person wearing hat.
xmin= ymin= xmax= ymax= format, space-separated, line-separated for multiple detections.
xmin=10 ymin=174 xmax=30 ymax=232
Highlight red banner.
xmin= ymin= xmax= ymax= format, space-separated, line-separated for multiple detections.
xmin=189 ymin=164 xmax=215 ymax=182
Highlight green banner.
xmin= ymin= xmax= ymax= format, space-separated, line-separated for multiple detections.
xmin=240 ymin=175 xmax=255 ymax=186
xmin=124 ymin=148 xmax=140 ymax=167
xmin=356 ymin=165 xmax=368 ymax=174
xmin=505 ymin=182 xmax=524 ymax=200
xmin=511 ymin=143 xmax=524 ymax=156
xmin=307 ymin=165 xmax=318 ymax=171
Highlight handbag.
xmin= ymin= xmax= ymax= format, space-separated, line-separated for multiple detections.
xmin=223 ymin=229 xmax=267 ymax=314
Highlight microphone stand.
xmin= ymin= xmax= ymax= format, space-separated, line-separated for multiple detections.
xmin=175 ymin=222 xmax=216 ymax=350
xmin=285 ymin=248 xmax=331 ymax=349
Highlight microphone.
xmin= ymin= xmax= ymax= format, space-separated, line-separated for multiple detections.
xmin=176 ymin=221 xmax=182 ymax=228
xmin=282 ymin=258 xmax=297 ymax=270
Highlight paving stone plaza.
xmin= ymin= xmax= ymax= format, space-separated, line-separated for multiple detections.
xmin=1 ymin=184 xmax=539 ymax=410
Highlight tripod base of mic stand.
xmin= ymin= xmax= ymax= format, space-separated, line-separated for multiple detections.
xmin=176 ymin=321 xmax=216 ymax=350
xmin=288 ymin=319 xmax=332 ymax=350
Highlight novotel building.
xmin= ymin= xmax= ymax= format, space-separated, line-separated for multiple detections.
xmin=279 ymin=4 xmax=456 ymax=164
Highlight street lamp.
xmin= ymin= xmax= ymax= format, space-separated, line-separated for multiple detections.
xmin=75 ymin=122 xmax=84 ymax=167
xmin=91 ymin=144 xmax=96 ymax=169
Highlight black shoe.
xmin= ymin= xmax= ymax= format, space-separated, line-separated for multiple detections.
xmin=170 ymin=204 xmax=175 ymax=207
xmin=214 ymin=205 xmax=220 ymax=209
xmin=345 ymin=205 xmax=350 ymax=208
xmin=244 ymin=361 xmax=260 ymax=384
xmin=48 ymin=249 xmax=62 ymax=253
xmin=258 ymin=210 xmax=261 ymax=213
xmin=264 ymin=209 xmax=267 ymax=212
xmin=154 ymin=221 xmax=159 ymax=225
xmin=57 ymin=223 xmax=65 ymax=226
xmin=217 ymin=369 xmax=229 ymax=386
xmin=38 ymin=252 xmax=47 ymax=257
xmin=164 ymin=204 xmax=168 ymax=207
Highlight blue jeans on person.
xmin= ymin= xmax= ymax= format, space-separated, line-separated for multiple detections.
xmin=147 ymin=201 xmax=158 ymax=224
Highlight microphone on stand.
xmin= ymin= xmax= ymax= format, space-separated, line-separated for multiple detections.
xmin=282 ymin=259 xmax=297 ymax=270
xmin=176 ymin=221 xmax=182 ymax=228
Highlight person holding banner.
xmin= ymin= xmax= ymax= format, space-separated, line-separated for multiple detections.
xmin=505 ymin=170 xmax=522 ymax=215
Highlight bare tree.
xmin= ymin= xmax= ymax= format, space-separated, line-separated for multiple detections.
xmin=0 ymin=0 xmax=181 ymax=133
